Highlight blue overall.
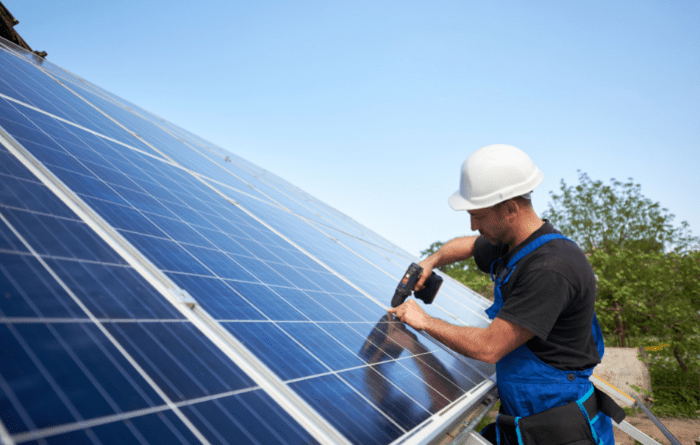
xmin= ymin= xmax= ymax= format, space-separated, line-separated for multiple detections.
xmin=484 ymin=234 xmax=614 ymax=444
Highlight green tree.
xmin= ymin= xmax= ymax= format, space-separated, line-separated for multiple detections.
xmin=590 ymin=246 xmax=700 ymax=367
xmin=543 ymin=171 xmax=698 ymax=253
xmin=543 ymin=171 xmax=700 ymax=374
xmin=420 ymin=241 xmax=493 ymax=298
xmin=591 ymin=246 xmax=700 ymax=417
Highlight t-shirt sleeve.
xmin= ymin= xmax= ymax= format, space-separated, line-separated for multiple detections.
xmin=495 ymin=266 xmax=574 ymax=340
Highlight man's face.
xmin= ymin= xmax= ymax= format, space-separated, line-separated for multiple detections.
xmin=468 ymin=205 xmax=509 ymax=244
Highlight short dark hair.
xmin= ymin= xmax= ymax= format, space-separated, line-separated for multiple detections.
xmin=495 ymin=196 xmax=532 ymax=212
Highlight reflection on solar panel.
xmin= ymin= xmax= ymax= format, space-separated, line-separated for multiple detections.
xmin=0 ymin=36 xmax=496 ymax=445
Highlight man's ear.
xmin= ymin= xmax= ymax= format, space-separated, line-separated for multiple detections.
xmin=503 ymin=198 xmax=520 ymax=219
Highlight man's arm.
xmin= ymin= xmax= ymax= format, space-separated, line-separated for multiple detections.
xmin=388 ymin=300 xmax=534 ymax=364
xmin=417 ymin=236 xmax=479 ymax=289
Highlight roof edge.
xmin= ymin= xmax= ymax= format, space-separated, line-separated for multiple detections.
xmin=0 ymin=1 xmax=47 ymax=57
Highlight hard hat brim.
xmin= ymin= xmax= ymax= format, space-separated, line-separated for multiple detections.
xmin=448 ymin=190 xmax=486 ymax=211
xmin=447 ymin=169 xmax=543 ymax=211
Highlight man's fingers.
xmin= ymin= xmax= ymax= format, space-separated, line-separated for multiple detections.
xmin=413 ymin=275 xmax=424 ymax=291
xmin=414 ymin=271 xmax=430 ymax=291
xmin=388 ymin=305 xmax=406 ymax=321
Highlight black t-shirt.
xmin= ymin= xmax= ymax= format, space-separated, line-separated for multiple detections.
xmin=473 ymin=220 xmax=601 ymax=370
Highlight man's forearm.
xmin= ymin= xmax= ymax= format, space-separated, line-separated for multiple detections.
xmin=422 ymin=317 xmax=493 ymax=363
xmin=389 ymin=301 xmax=534 ymax=365
xmin=423 ymin=236 xmax=478 ymax=269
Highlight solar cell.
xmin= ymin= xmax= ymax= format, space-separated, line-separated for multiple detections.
xmin=0 ymin=36 xmax=496 ymax=444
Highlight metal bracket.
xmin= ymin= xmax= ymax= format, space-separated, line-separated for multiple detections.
xmin=462 ymin=431 xmax=492 ymax=445
xmin=171 ymin=288 xmax=197 ymax=309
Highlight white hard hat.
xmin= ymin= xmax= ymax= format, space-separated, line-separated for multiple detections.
xmin=448 ymin=144 xmax=543 ymax=211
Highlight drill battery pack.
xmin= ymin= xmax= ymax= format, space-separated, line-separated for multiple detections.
xmin=391 ymin=263 xmax=443 ymax=308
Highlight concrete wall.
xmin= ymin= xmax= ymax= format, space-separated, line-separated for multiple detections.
xmin=593 ymin=347 xmax=652 ymax=403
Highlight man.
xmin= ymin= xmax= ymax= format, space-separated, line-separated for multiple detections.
xmin=389 ymin=144 xmax=622 ymax=444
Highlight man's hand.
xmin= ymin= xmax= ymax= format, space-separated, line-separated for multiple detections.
xmin=414 ymin=258 xmax=436 ymax=291
xmin=388 ymin=299 xmax=431 ymax=331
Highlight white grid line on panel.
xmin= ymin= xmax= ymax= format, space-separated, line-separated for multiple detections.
xmin=0 ymin=198 xmax=83 ymax=224
xmin=0 ymin=405 xmax=16 ymax=445
xmin=0 ymin=211 xmax=212 ymax=445
xmin=0 ymin=93 xmax=166 ymax=165
xmin=0 ymin=318 xmax=188 ymax=324
xmin=0 ymin=248 xmax=131 ymax=269
xmin=0 ymin=372 xmax=37 ymax=438
xmin=8 ymin=386 xmax=260 ymax=444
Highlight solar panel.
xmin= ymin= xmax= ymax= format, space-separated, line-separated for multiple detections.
xmin=0 ymin=36 xmax=496 ymax=445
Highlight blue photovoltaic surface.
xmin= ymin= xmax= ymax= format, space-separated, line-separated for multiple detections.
xmin=0 ymin=148 xmax=316 ymax=443
xmin=0 ymin=36 xmax=495 ymax=444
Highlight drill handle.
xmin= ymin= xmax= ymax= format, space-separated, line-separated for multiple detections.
xmin=415 ymin=272 xmax=443 ymax=305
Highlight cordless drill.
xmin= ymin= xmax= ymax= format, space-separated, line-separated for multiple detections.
xmin=391 ymin=263 xmax=443 ymax=308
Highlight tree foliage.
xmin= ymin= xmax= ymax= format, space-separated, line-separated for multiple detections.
xmin=590 ymin=246 xmax=700 ymax=417
xmin=590 ymin=246 xmax=700 ymax=369
xmin=544 ymin=171 xmax=699 ymax=389
xmin=543 ymin=171 xmax=698 ymax=253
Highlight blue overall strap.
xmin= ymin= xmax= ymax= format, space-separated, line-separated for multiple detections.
xmin=495 ymin=414 xmax=501 ymax=445
xmin=505 ymin=233 xmax=572 ymax=270
xmin=514 ymin=417 xmax=524 ymax=445
xmin=494 ymin=413 xmax=525 ymax=445
xmin=485 ymin=234 xmax=573 ymax=319
xmin=485 ymin=259 xmax=506 ymax=319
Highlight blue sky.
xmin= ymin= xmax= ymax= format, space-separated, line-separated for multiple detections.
xmin=7 ymin=1 xmax=700 ymax=257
